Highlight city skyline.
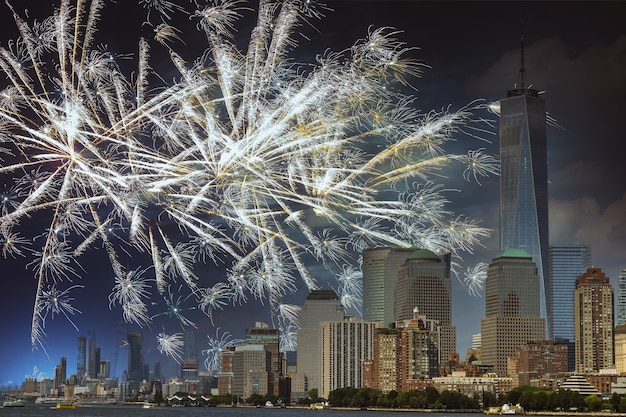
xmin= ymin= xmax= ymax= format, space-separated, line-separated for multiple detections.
xmin=1 ymin=1 xmax=625 ymax=385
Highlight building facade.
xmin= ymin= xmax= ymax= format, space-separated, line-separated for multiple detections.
xmin=127 ymin=330 xmax=144 ymax=382
xmin=246 ymin=322 xmax=281 ymax=396
xmin=548 ymin=244 xmax=591 ymax=369
xmin=618 ymin=269 xmax=626 ymax=325
xmin=394 ymin=249 xmax=455 ymax=364
xmin=293 ymin=290 xmax=345 ymax=397
xmin=507 ymin=340 xmax=568 ymax=387
xmin=319 ymin=318 xmax=376 ymax=399
xmin=233 ymin=345 xmax=271 ymax=399
xmin=574 ymin=267 xmax=614 ymax=373
xmin=480 ymin=249 xmax=546 ymax=376
xmin=499 ymin=66 xmax=549 ymax=321
xmin=363 ymin=247 xmax=419 ymax=326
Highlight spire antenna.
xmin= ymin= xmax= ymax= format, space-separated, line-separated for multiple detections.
xmin=518 ymin=16 xmax=526 ymax=90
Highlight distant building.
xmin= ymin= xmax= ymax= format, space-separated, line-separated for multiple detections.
xmin=549 ymin=244 xmax=591 ymax=370
xmin=618 ymin=269 xmax=626 ymax=325
xmin=615 ymin=324 xmax=626 ymax=375
xmin=77 ymin=336 xmax=87 ymax=380
xmin=507 ymin=340 xmax=568 ymax=387
xmin=574 ymin=267 xmax=614 ymax=373
xmin=217 ymin=345 xmax=236 ymax=396
xmin=362 ymin=247 xmax=418 ymax=326
xmin=245 ymin=322 xmax=281 ymax=396
xmin=127 ymin=330 xmax=144 ymax=382
xmin=182 ymin=329 xmax=199 ymax=381
xmin=319 ymin=318 xmax=376 ymax=399
xmin=233 ymin=344 xmax=271 ymax=399
xmin=370 ymin=326 xmax=400 ymax=394
xmin=292 ymin=290 xmax=344 ymax=398
xmin=394 ymin=250 xmax=455 ymax=364
xmin=480 ymin=249 xmax=546 ymax=376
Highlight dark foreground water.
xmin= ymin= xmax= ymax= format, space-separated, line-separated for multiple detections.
xmin=0 ymin=404 xmax=482 ymax=417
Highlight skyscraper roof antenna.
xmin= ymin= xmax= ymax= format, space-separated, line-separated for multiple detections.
xmin=518 ymin=16 xmax=526 ymax=91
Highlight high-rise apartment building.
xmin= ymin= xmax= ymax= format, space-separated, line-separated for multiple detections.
xmin=549 ymin=244 xmax=591 ymax=370
xmin=363 ymin=247 xmax=419 ymax=326
xmin=394 ymin=249 xmax=455 ymax=363
xmin=481 ymin=249 xmax=546 ymax=375
xmin=127 ymin=330 xmax=144 ymax=382
xmin=614 ymin=324 xmax=626 ymax=375
xmin=319 ymin=318 xmax=376 ymax=399
xmin=371 ymin=327 xmax=399 ymax=394
xmin=498 ymin=44 xmax=549 ymax=320
xmin=293 ymin=290 xmax=345 ymax=398
xmin=618 ymin=269 xmax=626 ymax=325
xmin=574 ymin=267 xmax=614 ymax=373
xmin=246 ymin=322 xmax=281 ymax=396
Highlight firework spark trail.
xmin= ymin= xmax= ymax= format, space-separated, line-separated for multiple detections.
xmin=0 ymin=0 xmax=498 ymax=357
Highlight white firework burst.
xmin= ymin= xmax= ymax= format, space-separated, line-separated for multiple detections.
xmin=0 ymin=0 xmax=497 ymax=350
xmin=202 ymin=328 xmax=243 ymax=373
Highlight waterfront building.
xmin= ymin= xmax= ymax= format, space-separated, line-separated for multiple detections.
xmin=507 ymin=340 xmax=568 ymax=387
xmin=233 ymin=344 xmax=271 ymax=399
xmin=615 ymin=324 xmax=626 ymax=374
xmin=319 ymin=318 xmax=376 ymax=399
xmin=77 ymin=336 xmax=86 ymax=380
xmin=574 ymin=267 xmax=614 ymax=373
xmin=371 ymin=327 xmax=400 ymax=394
xmin=480 ymin=249 xmax=546 ymax=376
xmin=217 ymin=345 xmax=236 ymax=396
xmin=397 ymin=311 xmax=441 ymax=388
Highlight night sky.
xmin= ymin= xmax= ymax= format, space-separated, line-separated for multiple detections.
xmin=1 ymin=1 xmax=625 ymax=386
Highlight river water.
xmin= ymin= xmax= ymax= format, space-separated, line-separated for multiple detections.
xmin=0 ymin=404 xmax=484 ymax=417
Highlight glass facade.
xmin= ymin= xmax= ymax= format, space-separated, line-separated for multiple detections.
xmin=549 ymin=244 xmax=591 ymax=371
xmin=499 ymin=88 xmax=549 ymax=321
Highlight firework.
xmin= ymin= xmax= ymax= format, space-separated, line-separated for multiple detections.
xmin=0 ymin=0 xmax=497 ymax=356
xmin=202 ymin=328 xmax=243 ymax=372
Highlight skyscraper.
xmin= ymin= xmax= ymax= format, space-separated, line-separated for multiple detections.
xmin=498 ymin=33 xmax=549 ymax=320
xmin=182 ymin=329 xmax=199 ymax=381
xmin=549 ymin=244 xmax=591 ymax=370
xmin=394 ymin=249 xmax=455 ymax=363
xmin=574 ymin=267 xmax=614 ymax=373
xmin=362 ymin=246 xmax=422 ymax=326
xmin=480 ymin=249 xmax=546 ymax=375
xmin=127 ymin=330 xmax=144 ymax=382
xmin=618 ymin=269 xmax=626 ymax=325
xmin=77 ymin=336 xmax=86 ymax=379
xmin=293 ymin=289 xmax=344 ymax=398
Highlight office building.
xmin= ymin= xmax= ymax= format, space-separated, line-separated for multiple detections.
xmin=618 ymin=269 xmax=626 ymax=325
xmin=87 ymin=331 xmax=98 ymax=379
xmin=182 ymin=329 xmax=199 ymax=381
xmin=127 ymin=330 xmax=144 ymax=382
xmin=549 ymin=244 xmax=591 ymax=370
xmin=481 ymin=249 xmax=546 ymax=375
xmin=293 ymin=290 xmax=345 ymax=397
xmin=394 ymin=249 xmax=455 ymax=363
xmin=574 ymin=267 xmax=614 ymax=373
xmin=362 ymin=247 xmax=419 ymax=326
xmin=77 ymin=336 xmax=86 ymax=379
xmin=397 ymin=311 xmax=441 ymax=388
xmin=498 ymin=40 xmax=549 ymax=320
xmin=233 ymin=344 xmax=271 ymax=399
xmin=246 ymin=322 xmax=281 ymax=396
xmin=319 ymin=318 xmax=376 ymax=399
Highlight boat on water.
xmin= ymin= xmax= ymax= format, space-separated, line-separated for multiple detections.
xmin=55 ymin=402 xmax=77 ymax=409
xmin=2 ymin=398 xmax=25 ymax=408
xmin=485 ymin=403 xmax=523 ymax=415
